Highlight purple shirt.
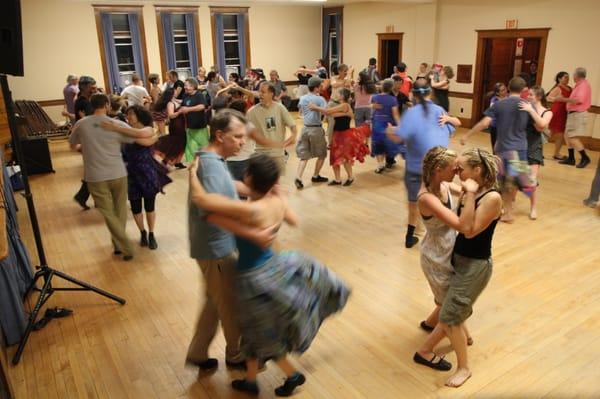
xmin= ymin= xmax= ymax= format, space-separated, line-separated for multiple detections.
xmin=63 ymin=84 xmax=79 ymax=114
xmin=371 ymin=94 xmax=398 ymax=124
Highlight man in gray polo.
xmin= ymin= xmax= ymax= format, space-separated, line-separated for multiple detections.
xmin=69 ymin=93 xmax=152 ymax=260
xmin=186 ymin=109 xmax=250 ymax=371
xmin=294 ymin=76 xmax=329 ymax=189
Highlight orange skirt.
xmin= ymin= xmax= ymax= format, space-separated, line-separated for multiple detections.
xmin=330 ymin=124 xmax=371 ymax=166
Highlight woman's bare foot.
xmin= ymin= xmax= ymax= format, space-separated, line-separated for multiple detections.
xmin=500 ymin=213 xmax=515 ymax=223
xmin=445 ymin=367 xmax=471 ymax=388
xmin=529 ymin=208 xmax=537 ymax=220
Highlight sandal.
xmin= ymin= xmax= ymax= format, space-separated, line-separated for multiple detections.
xmin=413 ymin=352 xmax=452 ymax=371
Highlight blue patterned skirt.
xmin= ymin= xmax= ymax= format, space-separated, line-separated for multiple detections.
xmin=235 ymin=251 xmax=350 ymax=360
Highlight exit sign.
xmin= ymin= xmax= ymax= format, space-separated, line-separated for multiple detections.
xmin=506 ymin=19 xmax=518 ymax=29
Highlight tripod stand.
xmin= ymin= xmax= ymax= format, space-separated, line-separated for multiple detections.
xmin=0 ymin=74 xmax=126 ymax=365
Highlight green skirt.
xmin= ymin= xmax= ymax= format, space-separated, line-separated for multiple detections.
xmin=184 ymin=127 xmax=209 ymax=162
xmin=439 ymin=254 xmax=492 ymax=326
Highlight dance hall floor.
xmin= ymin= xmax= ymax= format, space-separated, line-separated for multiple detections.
xmin=6 ymin=120 xmax=600 ymax=398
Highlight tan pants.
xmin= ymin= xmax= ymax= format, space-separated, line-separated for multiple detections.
xmin=87 ymin=176 xmax=133 ymax=257
xmin=186 ymin=253 xmax=243 ymax=363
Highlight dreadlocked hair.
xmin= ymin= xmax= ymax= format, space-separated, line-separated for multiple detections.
xmin=461 ymin=148 xmax=500 ymax=190
xmin=422 ymin=146 xmax=458 ymax=187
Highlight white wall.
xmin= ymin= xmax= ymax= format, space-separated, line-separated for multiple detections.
xmin=343 ymin=2 xmax=436 ymax=78
xmin=8 ymin=0 xmax=321 ymax=106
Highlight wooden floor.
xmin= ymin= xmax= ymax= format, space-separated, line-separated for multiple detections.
xmin=5 ymin=120 xmax=600 ymax=399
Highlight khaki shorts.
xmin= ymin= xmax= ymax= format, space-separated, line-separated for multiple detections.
xmin=295 ymin=126 xmax=327 ymax=160
xmin=565 ymin=111 xmax=590 ymax=138
xmin=439 ymin=254 xmax=492 ymax=326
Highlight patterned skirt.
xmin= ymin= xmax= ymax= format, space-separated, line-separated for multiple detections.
xmin=235 ymin=251 xmax=350 ymax=360
xmin=330 ymin=125 xmax=371 ymax=166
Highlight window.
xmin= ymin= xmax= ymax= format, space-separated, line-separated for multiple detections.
xmin=111 ymin=14 xmax=135 ymax=74
xmin=94 ymin=6 xmax=149 ymax=94
xmin=211 ymin=7 xmax=250 ymax=77
xmin=322 ymin=8 xmax=343 ymax=71
xmin=155 ymin=7 xmax=202 ymax=80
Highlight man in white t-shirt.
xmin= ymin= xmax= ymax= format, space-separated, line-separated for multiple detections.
xmin=120 ymin=74 xmax=151 ymax=107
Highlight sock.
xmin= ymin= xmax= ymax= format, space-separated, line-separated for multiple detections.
xmin=579 ymin=150 xmax=590 ymax=160
xmin=568 ymin=148 xmax=575 ymax=160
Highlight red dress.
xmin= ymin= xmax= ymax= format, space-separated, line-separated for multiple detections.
xmin=548 ymin=85 xmax=572 ymax=134
xmin=330 ymin=116 xmax=371 ymax=166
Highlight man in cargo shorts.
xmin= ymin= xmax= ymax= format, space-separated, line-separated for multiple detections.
xmin=294 ymin=76 xmax=329 ymax=189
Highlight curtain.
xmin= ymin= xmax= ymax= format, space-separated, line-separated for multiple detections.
xmin=185 ymin=13 xmax=199 ymax=76
xmin=236 ymin=13 xmax=247 ymax=76
xmin=100 ymin=13 xmax=121 ymax=94
xmin=334 ymin=13 xmax=342 ymax=63
xmin=0 ymin=163 xmax=34 ymax=346
xmin=215 ymin=14 xmax=226 ymax=76
xmin=128 ymin=13 xmax=146 ymax=82
xmin=161 ymin=12 xmax=176 ymax=70
xmin=321 ymin=13 xmax=330 ymax=66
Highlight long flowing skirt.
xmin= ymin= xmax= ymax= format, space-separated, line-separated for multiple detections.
xmin=236 ymin=251 xmax=350 ymax=360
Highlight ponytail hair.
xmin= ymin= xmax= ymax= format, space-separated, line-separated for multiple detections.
xmin=422 ymin=146 xmax=458 ymax=187
xmin=461 ymin=148 xmax=500 ymax=190
xmin=549 ymin=71 xmax=568 ymax=93
xmin=412 ymin=78 xmax=432 ymax=116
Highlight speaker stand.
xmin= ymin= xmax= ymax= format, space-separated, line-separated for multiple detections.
xmin=0 ymin=74 xmax=126 ymax=366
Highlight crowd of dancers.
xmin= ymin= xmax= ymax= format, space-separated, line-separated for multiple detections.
xmin=62 ymin=57 xmax=598 ymax=394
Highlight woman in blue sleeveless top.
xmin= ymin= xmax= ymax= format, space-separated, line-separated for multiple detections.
xmin=189 ymin=154 xmax=350 ymax=397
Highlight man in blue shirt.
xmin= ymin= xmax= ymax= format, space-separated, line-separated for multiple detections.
xmin=186 ymin=110 xmax=272 ymax=371
xmin=294 ymin=76 xmax=329 ymax=189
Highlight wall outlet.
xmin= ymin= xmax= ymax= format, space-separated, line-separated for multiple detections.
xmin=460 ymin=108 xmax=464 ymax=113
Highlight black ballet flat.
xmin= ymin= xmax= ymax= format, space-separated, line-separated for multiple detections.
xmin=419 ymin=321 xmax=435 ymax=332
xmin=413 ymin=352 xmax=452 ymax=371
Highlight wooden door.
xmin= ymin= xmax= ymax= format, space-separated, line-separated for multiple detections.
xmin=377 ymin=33 xmax=403 ymax=79
xmin=483 ymin=38 xmax=515 ymax=93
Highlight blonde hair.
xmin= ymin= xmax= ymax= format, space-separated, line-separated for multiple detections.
xmin=422 ymin=146 xmax=458 ymax=187
xmin=461 ymin=148 xmax=500 ymax=189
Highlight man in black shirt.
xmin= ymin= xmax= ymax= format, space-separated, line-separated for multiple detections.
xmin=167 ymin=70 xmax=185 ymax=100
xmin=181 ymin=78 xmax=209 ymax=162
xmin=73 ymin=76 xmax=98 ymax=209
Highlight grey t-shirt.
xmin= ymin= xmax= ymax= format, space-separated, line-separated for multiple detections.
xmin=188 ymin=151 xmax=238 ymax=260
xmin=69 ymin=115 xmax=135 ymax=182
xmin=484 ymin=95 xmax=530 ymax=153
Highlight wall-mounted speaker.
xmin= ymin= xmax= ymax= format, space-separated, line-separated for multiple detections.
xmin=0 ymin=0 xmax=24 ymax=76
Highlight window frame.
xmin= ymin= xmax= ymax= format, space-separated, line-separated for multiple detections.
xmin=322 ymin=6 xmax=343 ymax=66
xmin=93 ymin=5 xmax=150 ymax=94
xmin=154 ymin=6 xmax=203 ymax=79
xmin=210 ymin=7 xmax=251 ymax=73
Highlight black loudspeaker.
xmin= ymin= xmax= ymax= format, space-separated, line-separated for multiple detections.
xmin=0 ymin=0 xmax=24 ymax=76
xmin=19 ymin=137 xmax=54 ymax=175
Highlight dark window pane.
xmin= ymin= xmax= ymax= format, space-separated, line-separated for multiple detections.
xmin=116 ymin=45 xmax=135 ymax=67
xmin=224 ymin=41 xmax=239 ymax=59
xmin=175 ymin=43 xmax=190 ymax=62
xmin=111 ymin=14 xmax=130 ymax=32
xmin=175 ymin=61 xmax=191 ymax=69
xmin=223 ymin=14 xmax=237 ymax=30
xmin=114 ymin=37 xmax=132 ymax=45
xmin=171 ymin=13 xmax=186 ymax=31
xmin=329 ymin=15 xmax=336 ymax=30
xmin=330 ymin=36 xmax=337 ymax=55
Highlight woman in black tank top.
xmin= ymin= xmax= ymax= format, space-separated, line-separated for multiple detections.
xmin=414 ymin=148 xmax=502 ymax=388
